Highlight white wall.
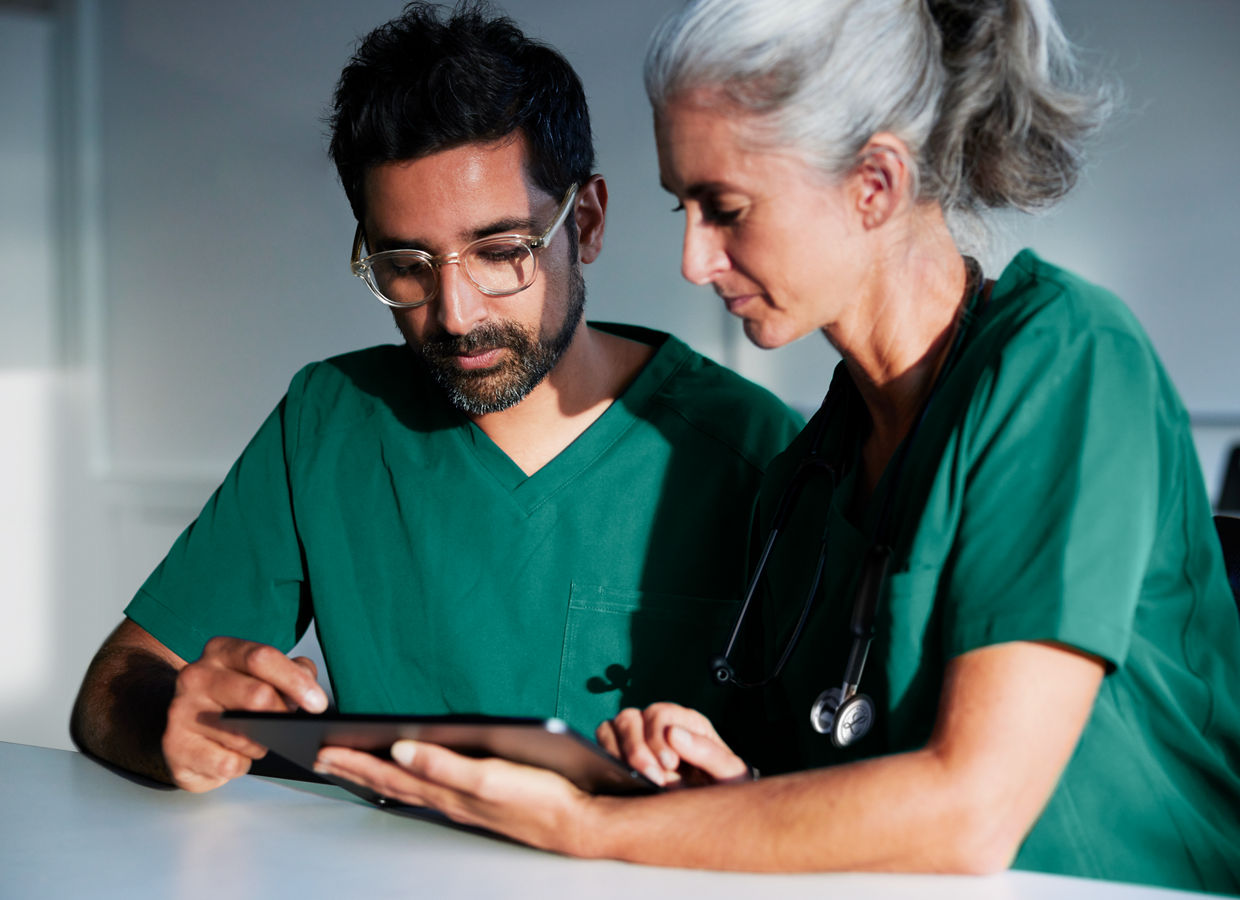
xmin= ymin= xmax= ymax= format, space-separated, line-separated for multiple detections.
xmin=2 ymin=0 xmax=1238 ymax=750
xmin=0 ymin=7 xmax=58 ymax=741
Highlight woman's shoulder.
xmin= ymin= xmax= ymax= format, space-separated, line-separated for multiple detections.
xmin=987 ymin=249 xmax=1147 ymax=343
xmin=950 ymin=250 xmax=1182 ymax=444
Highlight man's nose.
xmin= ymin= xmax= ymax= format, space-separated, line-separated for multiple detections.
xmin=435 ymin=261 xmax=488 ymax=336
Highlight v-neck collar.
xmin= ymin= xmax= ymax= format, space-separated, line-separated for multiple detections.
xmin=452 ymin=323 xmax=688 ymax=514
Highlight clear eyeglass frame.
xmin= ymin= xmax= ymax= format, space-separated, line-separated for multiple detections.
xmin=349 ymin=183 xmax=579 ymax=309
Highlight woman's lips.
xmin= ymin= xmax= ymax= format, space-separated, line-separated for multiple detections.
xmin=720 ymin=292 xmax=759 ymax=315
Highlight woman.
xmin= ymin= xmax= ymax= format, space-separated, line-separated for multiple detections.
xmin=314 ymin=0 xmax=1240 ymax=890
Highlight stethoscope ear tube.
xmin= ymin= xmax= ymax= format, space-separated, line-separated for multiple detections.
xmin=843 ymin=545 xmax=891 ymax=685
xmin=712 ymin=434 xmax=840 ymax=690
xmin=712 ymin=526 xmax=782 ymax=687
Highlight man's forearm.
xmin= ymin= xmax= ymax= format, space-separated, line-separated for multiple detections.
xmin=70 ymin=642 xmax=179 ymax=783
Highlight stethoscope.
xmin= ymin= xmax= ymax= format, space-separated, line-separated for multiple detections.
xmin=711 ymin=262 xmax=987 ymax=749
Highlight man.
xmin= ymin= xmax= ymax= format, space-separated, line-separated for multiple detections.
xmin=70 ymin=2 xmax=800 ymax=792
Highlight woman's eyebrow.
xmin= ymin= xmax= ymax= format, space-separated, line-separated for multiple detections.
xmin=661 ymin=180 xmax=734 ymax=201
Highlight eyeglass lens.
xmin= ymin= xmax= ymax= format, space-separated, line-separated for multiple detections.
xmin=367 ymin=238 xmax=537 ymax=305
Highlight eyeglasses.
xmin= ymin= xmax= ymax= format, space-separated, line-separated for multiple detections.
xmin=350 ymin=184 xmax=579 ymax=309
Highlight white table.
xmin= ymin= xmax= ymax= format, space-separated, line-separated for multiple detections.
xmin=0 ymin=741 xmax=1216 ymax=900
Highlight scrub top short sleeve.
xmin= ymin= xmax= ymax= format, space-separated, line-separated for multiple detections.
xmin=129 ymin=379 xmax=314 ymax=659
xmin=943 ymin=321 xmax=1162 ymax=667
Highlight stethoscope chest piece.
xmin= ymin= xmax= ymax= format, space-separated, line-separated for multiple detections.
xmin=810 ymin=686 xmax=875 ymax=748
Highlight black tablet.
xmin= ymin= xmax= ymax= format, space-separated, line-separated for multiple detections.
xmin=221 ymin=711 xmax=659 ymax=800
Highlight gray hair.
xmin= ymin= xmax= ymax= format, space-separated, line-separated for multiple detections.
xmin=645 ymin=0 xmax=1112 ymax=243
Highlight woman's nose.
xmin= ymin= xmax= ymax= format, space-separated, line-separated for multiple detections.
xmin=680 ymin=220 xmax=729 ymax=286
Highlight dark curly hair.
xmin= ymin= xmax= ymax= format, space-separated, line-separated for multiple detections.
xmin=329 ymin=1 xmax=595 ymax=222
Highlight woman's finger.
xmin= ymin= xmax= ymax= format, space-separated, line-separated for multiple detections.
xmin=667 ymin=725 xmax=750 ymax=783
xmin=604 ymin=707 xmax=672 ymax=786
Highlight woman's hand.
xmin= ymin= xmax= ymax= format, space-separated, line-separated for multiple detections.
xmin=313 ymin=742 xmax=600 ymax=856
xmin=596 ymin=703 xmax=751 ymax=788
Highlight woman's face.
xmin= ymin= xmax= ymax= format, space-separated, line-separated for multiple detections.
xmin=655 ymin=97 xmax=868 ymax=350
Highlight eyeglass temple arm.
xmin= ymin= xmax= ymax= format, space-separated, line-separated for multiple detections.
xmin=350 ymin=223 xmax=366 ymax=269
xmin=530 ymin=184 xmax=579 ymax=250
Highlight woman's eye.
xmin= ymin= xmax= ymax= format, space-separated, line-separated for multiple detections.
xmin=670 ymin=197 xmax=742 ymax=224
xmin=704 ymin=204 xmax=741 ymax=226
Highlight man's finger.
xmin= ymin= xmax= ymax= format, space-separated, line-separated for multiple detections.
xmin=201 ymin=638 xmax=328 ymax=712
xmin=163 ymin=731 xmax=256 ymax=792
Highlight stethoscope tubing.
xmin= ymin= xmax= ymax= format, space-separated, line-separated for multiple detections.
xmin=713 ymin=262 xmax=990 ymax=745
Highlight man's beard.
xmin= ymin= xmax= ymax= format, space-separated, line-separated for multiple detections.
xmin=412 ymin=267 xmax=586 ymax=416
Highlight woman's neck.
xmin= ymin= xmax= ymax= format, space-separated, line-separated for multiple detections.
xmin=825 ymin=224 xmax=972 ymax=490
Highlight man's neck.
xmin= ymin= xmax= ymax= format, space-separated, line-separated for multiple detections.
xmin=467 ymin=323 xmax=655 ymax=475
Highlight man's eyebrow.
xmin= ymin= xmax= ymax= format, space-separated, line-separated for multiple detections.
xmin=369 ymin=235 xmax=430 ymax=253
xmin=370 ymin=216 xmax=540 ymax=253
xmin=468 ymin=216 xmax=539 ymax=241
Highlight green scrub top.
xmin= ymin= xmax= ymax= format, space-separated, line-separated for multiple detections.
xmin=743 ymin=252 xmax=1240 ymax=893
xmin=125 ymin=323 xmax=802 ymax=736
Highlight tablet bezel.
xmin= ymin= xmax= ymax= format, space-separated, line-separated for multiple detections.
xmin=221 ymin=711 xmax=659 ymax=801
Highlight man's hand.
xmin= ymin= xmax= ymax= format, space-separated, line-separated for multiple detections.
xmin=596 ymin=703 xmax=750 ymax=788
xmin=163 ymin=636 xmax=328 ymax=792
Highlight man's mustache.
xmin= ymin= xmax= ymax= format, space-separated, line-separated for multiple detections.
xmin=420 ymin=324 xmax=518 ymax=358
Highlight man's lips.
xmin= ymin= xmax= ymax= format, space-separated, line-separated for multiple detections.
xmin=450 ymin=347 xmax=504 ymax=370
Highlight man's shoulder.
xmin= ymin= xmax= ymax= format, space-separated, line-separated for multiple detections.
xmin=294 ymin=344 xmax=407 ymax=384
xmin=598 ymin=322 xmax=804 ymax=467
xmin=281 ymin=344 xmax=442 ymax=437
xmin=286 ymin=345 xmax=417 ymax=402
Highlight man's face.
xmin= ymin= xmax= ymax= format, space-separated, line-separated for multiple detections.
xmin=361 ymin=136 xmax=584 ymax=415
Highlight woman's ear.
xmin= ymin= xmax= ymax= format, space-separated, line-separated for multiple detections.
xmin=851 ymin=134 xmax=914 ymax=230
xmin=574 ymin=174 xmax=608 ymax=264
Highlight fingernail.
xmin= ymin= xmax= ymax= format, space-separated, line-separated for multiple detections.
xmin=642 ymin=765 xmax=665 ymax=786
xmin=658 ymin=750 xmax=678 ymax=769
xmin=391 ymin=741 xmax=416 ymax=767
xmin=302 ymin=689 xmax=328 ymax=713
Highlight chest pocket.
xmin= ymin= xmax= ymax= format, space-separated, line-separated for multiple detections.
xmin=556 ymin=582 xmax=736 ymax=734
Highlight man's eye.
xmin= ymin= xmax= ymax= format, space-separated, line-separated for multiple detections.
xmin=387 ymin=257 xmax=427 ymax=277
xmin=475 ymin=245 xmax=525 ymax=263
